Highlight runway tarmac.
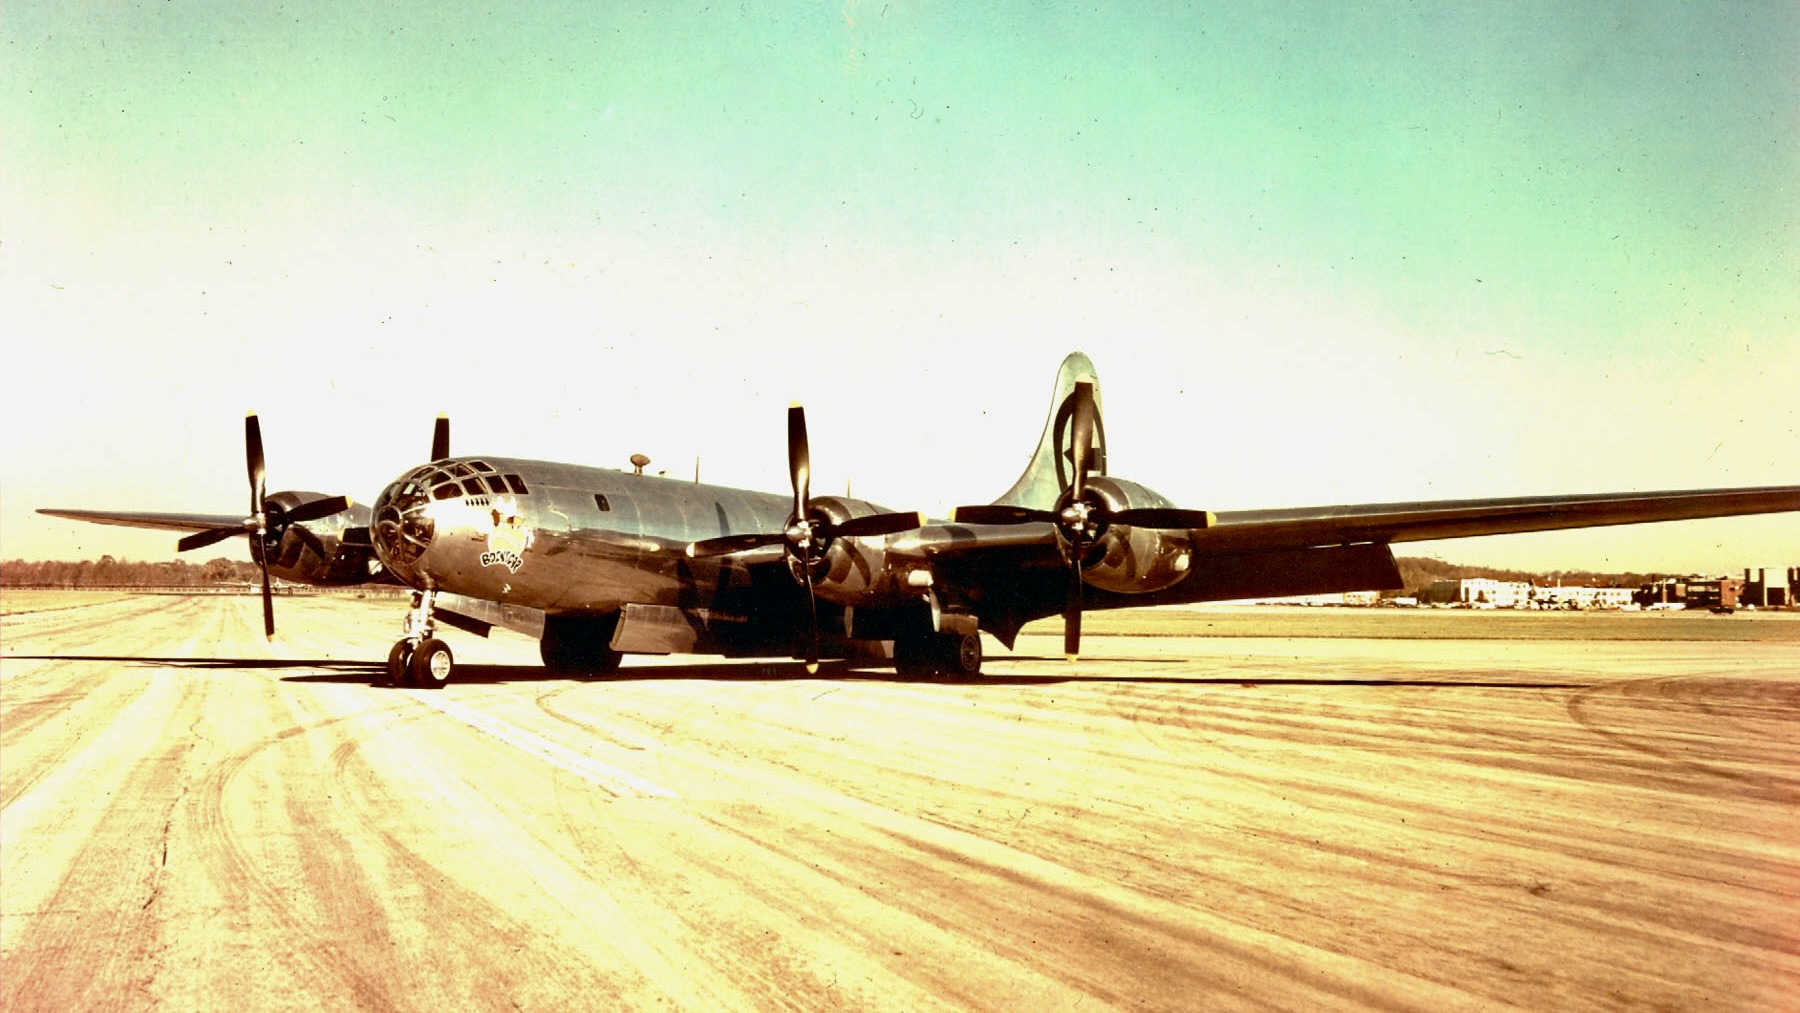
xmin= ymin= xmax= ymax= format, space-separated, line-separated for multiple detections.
xmin=4 ymin=594 xmax=1797 ymax=1011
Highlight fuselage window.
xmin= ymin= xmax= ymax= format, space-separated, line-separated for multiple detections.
xmin=595 ymin=494 xmax=611 ymax=512
xmin=504 ymin=474 xmax=529 ymax=495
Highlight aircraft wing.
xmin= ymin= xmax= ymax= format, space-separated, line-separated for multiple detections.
xmin=908 ymin=483 xmax=1798 ymax=645
xmin=36 ymin=508 xmax=246 ymax=533
xmin=1195 ymin=484 xmax=1800 ymax=553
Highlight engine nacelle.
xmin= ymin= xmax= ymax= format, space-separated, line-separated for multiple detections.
xmin=795 ymin=495 xmax=913 ymax=606
xmin=1077 ymin=477 xmax=1194 ymax=595
xmin=264 ymin=490 xmax=379 ymax=586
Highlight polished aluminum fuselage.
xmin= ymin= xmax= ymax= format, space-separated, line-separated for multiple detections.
xmin=372 ymin=457 xmax=817 ymax=615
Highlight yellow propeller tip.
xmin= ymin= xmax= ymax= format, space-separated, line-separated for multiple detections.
xmin=788 ymin=400 xmax=804 ymax=410
xmin=1065 ymin=653 xmax=1079 ymax=663
xmin=804 ymin=662 xmax=819 ymax=675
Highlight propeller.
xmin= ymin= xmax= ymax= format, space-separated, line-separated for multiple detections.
xmin=174 ymin=413 xmax=350 ymax=639
xmin=686 ymin=402 xmax=923 ymax=672
xmin=949 ymin=381 xmax=1212 ymax=661
xmin=431 ymin=414 xmax=450 ymax=461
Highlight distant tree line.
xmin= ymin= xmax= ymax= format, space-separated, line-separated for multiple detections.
xmin=1 ymin=557 xmax=267 ymax=588
xmin=1395 ymin=556 xmax=1662 ymax=597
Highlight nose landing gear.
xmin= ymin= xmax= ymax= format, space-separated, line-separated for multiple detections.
xmin=384 ymin=591 xmax=455 ymax=688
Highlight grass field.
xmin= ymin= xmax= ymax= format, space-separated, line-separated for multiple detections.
xmin=0 ymin=589 xmax=147 ymax=615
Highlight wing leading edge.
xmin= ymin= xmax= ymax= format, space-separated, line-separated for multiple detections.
xmin=36 ymin=508 xmax=247 ymax=533
xmin=1198 ymin=484 xmax=1800 ymax=554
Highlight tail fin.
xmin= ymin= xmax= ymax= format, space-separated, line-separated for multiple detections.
xmin=992 ymin=352 xmax=1107 ymax=510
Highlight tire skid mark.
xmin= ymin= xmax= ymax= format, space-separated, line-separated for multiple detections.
xmin=321 ymin=709 xmax=688 ymax=1008
xmin=187 ymin=703 xmax=407 ymax=1010
xmin=1 ymin=674 xmax=205 ymax=1012
xmin=1568 ymin=676 xmax=1800 ymax=805
xmin=405 ymin=689 xmax=676 ymax=798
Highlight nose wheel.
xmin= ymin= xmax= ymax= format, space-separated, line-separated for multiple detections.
xmin=385 ymin=591 xmax=454 ymax=688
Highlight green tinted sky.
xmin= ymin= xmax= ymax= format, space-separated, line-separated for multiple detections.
xmin=4 ymin=2 xmax=1796 ymax=570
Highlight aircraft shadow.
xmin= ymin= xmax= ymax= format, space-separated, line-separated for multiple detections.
xmin=10 ymin=653 xmax=1589 ymax=690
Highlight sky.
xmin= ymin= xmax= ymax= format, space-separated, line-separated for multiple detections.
xmin=3 ymin=1 xmax=1796 ymax=576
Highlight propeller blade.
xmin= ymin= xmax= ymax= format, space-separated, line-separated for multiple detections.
xmin=1068 ymin=380 xmax=1095 ymax=503
xmin=829 ymin=511 xmax=927 ymax=539
xmin=1110 ymin=507 xmax=1216 ymax=529
xmin=245 ymin=413 xmax=266 ymax=510
xmin=1064 ymin=532 xmax=1084 ymax=662
xmin=787 ymin=402 xmax=810 ymax=522
xmin=800 ymin=553 xmax=820 ymax=674
xmin=259 ymin=559 xmax=275 ymax=640
xmin=431 ymin=414 xmax=450 ymax=461
xmin=291 ymin=524 xmax=327 ymax=558
xmin=949 ymin=504 xmax=1057 ymax=526
xmin=178 ymin=526 xmax=243 ymax=553
xmin=685 ymin=531 xmax=786 ymax=558
xmin=285 ymin=495 xmax=352 ymax=524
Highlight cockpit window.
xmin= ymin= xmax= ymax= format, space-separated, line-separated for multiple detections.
xmin=461 ymin=478 xmax=486 ymax=496
xmin=468 ymin=460 xmax=495 ymax=473
xmin=450 ymin=463 xmax=475 ymax=478
xmin=484 ymin=474 xmax=508 ymax=494
xmin=431 ymin=484 xmax=459 ymax=501
xmin=505 ymin=474 xmax=528 ymax=495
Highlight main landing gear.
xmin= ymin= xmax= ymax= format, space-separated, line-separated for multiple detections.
xmin=893 ymin=630 xmax=983 ymax=678
xmin=385 ymin=591 xmax=455 ymax=689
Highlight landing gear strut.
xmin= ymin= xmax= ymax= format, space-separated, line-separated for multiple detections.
xmin=385 ymin=590 xmax=454 ymax=688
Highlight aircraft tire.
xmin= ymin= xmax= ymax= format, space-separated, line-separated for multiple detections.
xmin=893 ymin=635 xmax=935 ymax=678
xmin=410 ymin=638 xmax=454 ymax=689
xmin=385 ymin=641 xmax=413 ymax=687
xmin=940 ymin=632 xmax=983 ymax=677
xmin=539 ymin=637 xmax=622 ymax=677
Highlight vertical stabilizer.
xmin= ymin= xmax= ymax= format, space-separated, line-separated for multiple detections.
xmin=992 ymin=352 xmax=1107 ymax=510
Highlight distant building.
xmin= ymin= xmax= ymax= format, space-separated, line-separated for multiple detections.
xmin=1683 ymin=577 xmax=1745 ymax=611
xmin=1635 ymin=578 xmax=1691 ymax=608
xmin=1530 ymin=585 xmax=1634 ymax=610
xmin=1743 ymin=567 xmax=1792 ymax=608
xmin=1421 ymin=578 xmax=1532 ymax=608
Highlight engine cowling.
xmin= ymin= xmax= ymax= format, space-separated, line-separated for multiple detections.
xmin=263 ymin=490 xmax=378 ymax=586
xmin=795 ymin=495 xmax=913 ymax=605
xmin=1073 ymin=477 xmax=1194 ymax=595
